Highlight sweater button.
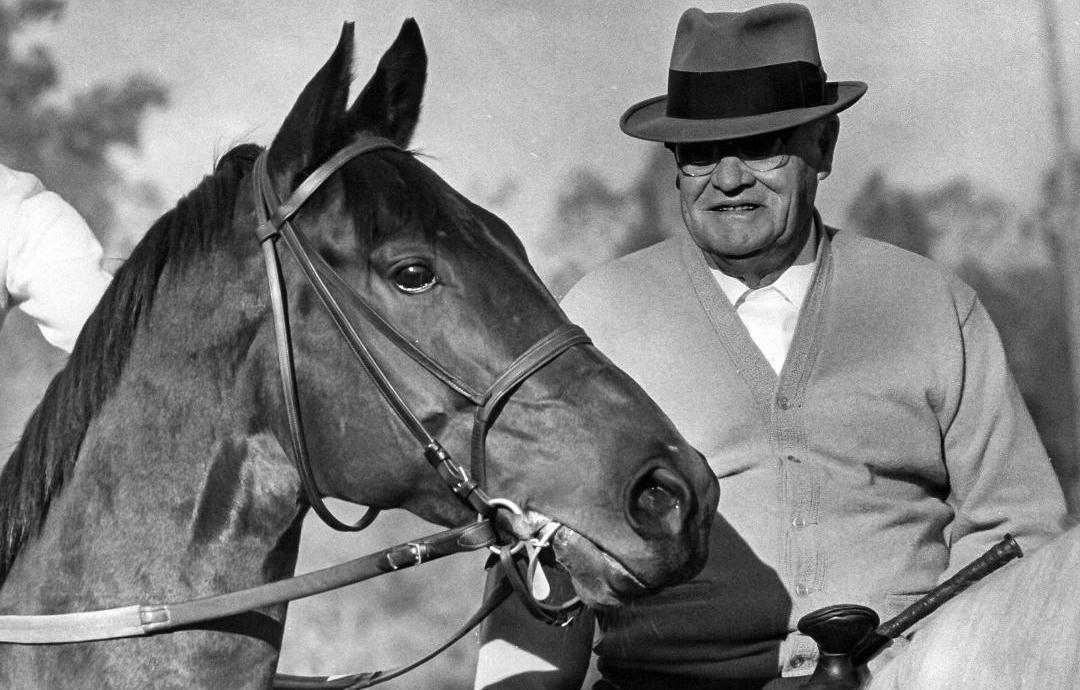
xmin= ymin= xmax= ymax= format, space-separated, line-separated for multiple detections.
xmin=777 ymin=395 xmax=791 ymax=410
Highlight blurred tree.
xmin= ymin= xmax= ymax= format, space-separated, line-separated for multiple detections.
xmin=1033 ymin=151 xmax=1080 ymax=509
xmin=846 ymin=170 xmax=933 ymax=257
xmin=538 ymin=146 xmax=681 ymax=297
xmin=0 ymin=0 xmax=167 ymax=258
xmin=0 ymin=0 xmax=167 ymax=454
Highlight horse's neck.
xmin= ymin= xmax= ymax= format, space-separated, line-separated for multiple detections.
xmin=0 ymin=325 xmax=303 ymax=688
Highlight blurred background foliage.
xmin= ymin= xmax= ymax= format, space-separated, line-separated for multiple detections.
xmin=0 ymin=1 xmax=1077 ymax=688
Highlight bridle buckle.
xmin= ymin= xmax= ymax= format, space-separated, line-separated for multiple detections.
xmin=384 ymin=543 xmax=425 ymax=571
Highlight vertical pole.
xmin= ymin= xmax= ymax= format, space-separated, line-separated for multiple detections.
xmin=1039 ymin=0 xmax=1080 ymax=509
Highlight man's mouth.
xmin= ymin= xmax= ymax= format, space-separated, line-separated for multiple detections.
xmin=713 ymin=203 xmax=760 ymax=212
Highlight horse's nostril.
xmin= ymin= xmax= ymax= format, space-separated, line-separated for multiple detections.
xmin=627 ymin=466 xmax=693 ymax=537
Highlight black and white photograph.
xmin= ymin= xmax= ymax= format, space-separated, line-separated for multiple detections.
xmin=0 ymin=2 xmax=1077 ymax=688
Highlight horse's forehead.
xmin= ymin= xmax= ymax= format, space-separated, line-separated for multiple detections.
xmin=358 ymin=165 xmax=522 ymax=258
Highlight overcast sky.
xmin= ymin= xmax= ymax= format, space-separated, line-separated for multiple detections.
xmin=38 ymin=0 xmax=1080 ymax=256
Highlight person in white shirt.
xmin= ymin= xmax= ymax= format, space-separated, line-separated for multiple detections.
xmin=0 ymin=164 xmax=111 ymax=353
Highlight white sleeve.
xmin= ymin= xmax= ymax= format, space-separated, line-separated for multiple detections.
xmin=2 ymin=172 xmax=112 ymax=353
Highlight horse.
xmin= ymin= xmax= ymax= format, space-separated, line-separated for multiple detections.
xmin=0 ymin=19 xmax=719 ymax=689
xmin=863 ymin=521 xmax=1080 ymax=689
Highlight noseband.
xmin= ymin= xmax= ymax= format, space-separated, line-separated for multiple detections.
xmin=252 ymin=137 xmax=591 ymax=531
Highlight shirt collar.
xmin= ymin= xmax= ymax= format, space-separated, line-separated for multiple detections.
xmin=711 ymin=220 xmax=821 ymax=308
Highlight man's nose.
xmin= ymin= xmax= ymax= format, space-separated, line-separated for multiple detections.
xmin=711 ymin=155 xmax=754 ymax=191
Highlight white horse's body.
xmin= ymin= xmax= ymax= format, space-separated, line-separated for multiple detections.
xmin=869 ymin=523 xmax=1080 ymax=688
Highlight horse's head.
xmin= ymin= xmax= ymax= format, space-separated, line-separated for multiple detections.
xmin=255 ymin=21 xmax=719 ymax=607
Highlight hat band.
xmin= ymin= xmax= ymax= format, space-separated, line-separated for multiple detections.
xmin=666 ymin=61 xmax=826 ymax=120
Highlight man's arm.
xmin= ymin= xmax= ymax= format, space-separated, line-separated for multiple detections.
xmin=474 ymin=566 xmax=596 ymax=690
xmin=941 ymin=295 xmax=1068 ymax=571
xmin=3 ymin=178 xmax=111 ymax=353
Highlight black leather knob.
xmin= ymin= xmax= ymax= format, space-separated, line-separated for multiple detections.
xmin=796 ymin=605 xmax=879 ymax=689
xmin=798 ymin=604 xmax=879 ymax=653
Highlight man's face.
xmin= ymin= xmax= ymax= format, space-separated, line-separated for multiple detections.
xmin=675 ymin=118 xmax=838 ymax=267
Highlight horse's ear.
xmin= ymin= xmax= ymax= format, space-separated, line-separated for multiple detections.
xmin=266 ymin=22 xmax=354 ymax=182
xmin=345 ymin=18 xmax=426 ymax=147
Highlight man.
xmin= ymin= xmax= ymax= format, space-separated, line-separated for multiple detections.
xmin=0 ymin=164 xmax=110 ymax=353
xmin=474 ymin=4 xmax=1067 ymax=689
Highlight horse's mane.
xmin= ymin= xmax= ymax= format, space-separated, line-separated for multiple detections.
xmin=0 ymin=144 xmax=262 ymax=583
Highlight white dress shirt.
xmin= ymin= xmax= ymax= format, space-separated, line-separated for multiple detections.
xmin=710 ymin=227 xmax=820 ymax=373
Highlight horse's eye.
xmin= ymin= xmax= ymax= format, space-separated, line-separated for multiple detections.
xmin=391 ymin=263 xmax=438 ymax=293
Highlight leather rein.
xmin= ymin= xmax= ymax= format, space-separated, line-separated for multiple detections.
xmin=0 ymin=137 xmax=588 ymax=686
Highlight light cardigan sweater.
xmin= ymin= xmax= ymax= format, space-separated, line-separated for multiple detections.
xmin=0 ymin=165 xmax=110 ymax=352
xmin=560 ymin=226 xmax=1067 ymax=682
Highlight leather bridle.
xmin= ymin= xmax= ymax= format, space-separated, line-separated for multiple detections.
xmin=252 ymin=135 xmax=589 ymax=684
xmin=251 ymin=136 xmax=591 ymax=531
xmin=0 ymin=138 xmax=590 ymax=688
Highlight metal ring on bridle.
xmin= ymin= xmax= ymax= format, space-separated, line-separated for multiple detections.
xmin=485 ymin=497 xmax=527 ymax=556
xmin=486 ymin=497 xmax=524 ymax=516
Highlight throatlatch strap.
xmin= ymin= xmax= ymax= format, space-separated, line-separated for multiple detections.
xmin=255 ymin=140 xmax=494 ymax=526
xmin=255 ymin=142 xmax=401 ymax=531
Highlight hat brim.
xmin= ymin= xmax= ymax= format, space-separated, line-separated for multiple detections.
xmin=620 ymin=81 xmax=867 ymax=142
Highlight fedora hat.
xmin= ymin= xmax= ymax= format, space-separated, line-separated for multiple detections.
xmin=621 ymin=3 xmax=866 ymax=142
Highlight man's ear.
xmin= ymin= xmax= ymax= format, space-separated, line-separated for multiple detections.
xmin=816 ymin=115 xmax=840 ymax=181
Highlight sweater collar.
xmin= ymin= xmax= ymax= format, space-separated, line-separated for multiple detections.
xmin=710 ymin=219 xmax=821 ymax=309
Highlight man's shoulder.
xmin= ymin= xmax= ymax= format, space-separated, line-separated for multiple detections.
xmin=565 ymin=237 xmax=682 ymax=301
xmin=560 ymin=237 xmax=687 ymax=335
xmin=829 ymin=228 xmax=975 ymax=301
